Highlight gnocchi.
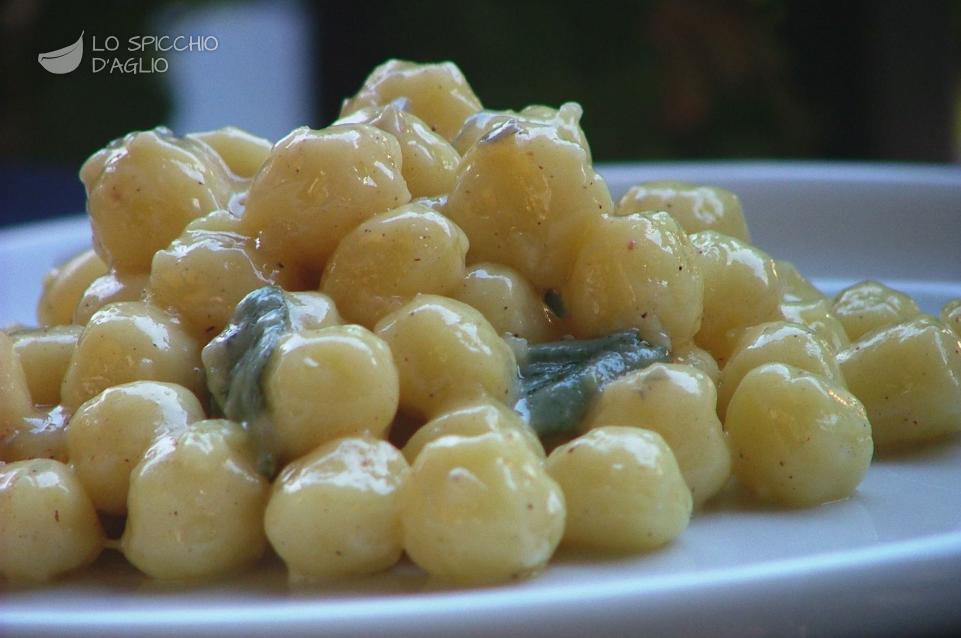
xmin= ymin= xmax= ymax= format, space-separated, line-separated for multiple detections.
xmin=445 ymin=118 xmax=612 ymax=289
xmin=241 ymin=124 xmax=411 ymax=273
xmin=670 ymin=341 xmax=721 ymax=386
xmin=942 ymin=299 xmax=961 ymax=337
xmin=374 ymin=295 xmax=517 ymax=419
xmin=833 ymin=280 xmax=921 ymax=342
xmin=452 ymin=103 xmax=592 ymax=160
xmin=37 ymin=249 xmax=107 ymax=326
xmin=0 ymin=459 xmax=104 ymax=582
xmin=59 ymin=301 xmax=205 ymax=411
xmin=778 ymin=298 xmax=851 ymax=353
xmin=716 ymin=320 xmax=845 ymax=420
xmin=1 ymin=331 xmax=41 ymax=449
xmin=188 ymin=126 xmax=272 ymax=179
xmin=776 ymin=260 xmax=826 ymax=303
xmin=400 ymin=432 xmax=564 ymax=582
xmin=321 ymin=203 xmax=469 ymax=327
xmin=121 ymin=419 xmax=269 ymax=580
xmin=725 ymin=363 xmax=873 ymax=506
xmin=1 ymin=58 xmax=956 ymax=590
xmin=582 ymin=363 xmax=730 ymax=507
xmin=1 ymin=405 xmax=71 ymax=463
xmin=66 ymin=381 xmax=204 ymax=514
xmin=335 ymin=101 xmax=461 ymax=198
xmin=565 ymin=211 xmax=703 ymax=347
xmin=10 ymin=325 xmax=81 ymax=406
xmin=837 ymin=316 xmax=961 ymax=449
xmin=81 ymin=128 xmax=235 ymax=273
xmin=546 ymin=427 xmax=691 ymax=551
xmin=150 ymin=211 xmax=299 ymax=336
xmin=73 ymin=269 xmax=150 ymax=326
xmin=262 ymin=325 xmax=400 ymax=464
xmin=452 ymin=262 xmax=556 ymax=343
xmin=340 ymin=60 xmax=482 ymax=142
xmin=265 ymin=437 xmax=409 ymax=580
xmin=402 ymin=398 xmax=545 ymax=463
xmin=690 ymin=230 xmax=782 ymax=362
xmin=615 ymin=181 xmax=750 ymax=243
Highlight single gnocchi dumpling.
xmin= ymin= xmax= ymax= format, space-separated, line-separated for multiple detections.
xmin=188 ymin=126 xmax=272 ymax=179
xmin=340 ymin=59 xmax=482 ymax=142
xmin=832 ymin=280 xmax=921 ymax=342
xmin=452 ymin=103 xmax=592 ymax=161
xmin=582 ymin=364 xmax=730 ymax=508
xmin=60 ymin=301 xmax=205 ymax=411
xmin=336 ymin=101 xmax=461 ymax=198
xmin=452 ymin=263 xmax=555 ymax=343
xmin=81 ymin=128 xmax=236 ymax=273
xmin=265 ymin=437 xmax=410 ymax=581
xmin=67 ymin=381 xmax=204 ymax=515
xmin=725 ymin=363 xmax=873 ymax=507
xmin=151 ymin=213 xmax=301 ymax=337
xmin=690 ymin=231 xmax=782 ymax=363
xmin=445 ymin=119 xmax=612 ymax=290
xmin=73 ymin=269 xmax=150 ymax=326
xmin=263 ymin=325 xmax=400 ymax=463
xmin=717 ymin=321 xmax=846 ymax=421
xmin=402 ymin=398 xmax=544 ymax=464
xmin=321 ymin=203 xmax=469 ymax=327
xmin=121 ymin=419 xmax=269 ymax=580
xmin=546 ymin=427 xmax=692 ymax=552
xmin=565 ymin=211 xmax=703 ymax=348
xmin=0 ymin=459 xmax=104 ymax=582
xmin=837 ymin=315 xmax=961 ymax=449
xmin=10 ymin=325 xmax=81 ymax=406
xmin=37 ymin=249 xmax=108 ymax=326
xmin=374 ymin=295 xmax=517 ymax=419
xmin=400 ymin=432 xmax=565 ymax=583
xmin=615 ymin=181 xmax=750 ymax=243
xmin=942 ymin=299 xmax=961 ymax=338
xmin=242 ymin=124 xmax=411 ymax=273
xmin=778 ymin=298 xmax=851 ymax=353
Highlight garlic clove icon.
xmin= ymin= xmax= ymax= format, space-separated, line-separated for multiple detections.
xmin=38 ymin=32 xmax=84 ymax=74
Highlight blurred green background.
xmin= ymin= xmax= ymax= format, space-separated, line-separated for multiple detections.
xmin=2 ymin=0 xmax=959 ymax=226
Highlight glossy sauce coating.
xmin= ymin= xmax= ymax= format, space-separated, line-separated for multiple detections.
xmin=4 ymin=58 xmax=954 ymax=589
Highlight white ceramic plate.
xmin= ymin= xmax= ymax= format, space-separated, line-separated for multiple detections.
xmin=2 ymin=163 xmax=960 ymax=637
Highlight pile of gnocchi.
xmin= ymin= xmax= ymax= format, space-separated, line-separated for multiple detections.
xmin=2 ymin=60 xmax=961 ymax=586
